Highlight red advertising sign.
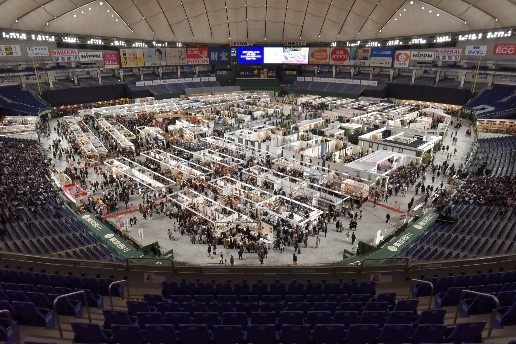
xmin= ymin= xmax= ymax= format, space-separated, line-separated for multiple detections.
xmin=330 ymin=48 xmax=350 ymax=65
xmin=309 ymin=48 xmax=330 ymax=64
xmin=493 ymin=44 xmax=516 ymax=56
xmin=103 ymin=52 xmax=120 ymax=69
xmin=187 ymin=47 xmax=209 ymax=65
xmin=394 ymin=51 xmax=410 ymax=68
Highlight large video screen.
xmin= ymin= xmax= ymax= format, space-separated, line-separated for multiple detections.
xmin=237 ymin=47 xmax=264 ymax=64
xmin=264 ymin=47 xmax=309 ymax=64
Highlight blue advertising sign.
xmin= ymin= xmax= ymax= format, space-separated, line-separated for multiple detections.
xmin=209 ymin=47 xmax=231 ymax=65
xmin=237 ymin=47 xmax=264 ymax=64
xmin=370 ymin=48 xmax=394 ymax=58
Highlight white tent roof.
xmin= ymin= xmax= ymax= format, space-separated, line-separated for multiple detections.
xmin=1 ymin=0 xmax=514 ymax=44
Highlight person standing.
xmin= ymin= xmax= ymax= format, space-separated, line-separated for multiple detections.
xmin=351 ymin=232 xmax=356 ymax=246
xmin=386 ymin=213 xmax=391 ymax=223
xmin=219 ymin=252 xmax=224 ymax=264
xmin=293 ymin=252 xmax=298 ymax=266
xmin=207 ymin=244 xmax=212 ymax=258
xmin=230 ymin=255 xmax=234 ymax=266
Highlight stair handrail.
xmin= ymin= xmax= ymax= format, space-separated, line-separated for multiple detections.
xmin=453 ymin=289 xmax=499 ymax=338
xmin=409 ymin=278 xmax=434 ymax=310
xmin=53 ymin=290 xmax=91 ymax=338
xmin=0 ymin=309 xmax=19 ymax=344
xmin=109 ymin=279 xmax=129 ymax=310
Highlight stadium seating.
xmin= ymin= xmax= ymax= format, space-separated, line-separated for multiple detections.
xmin=0 ymin=86 xmax=48 ymax=116
xmin=468 ymin=84 xmax=516 ymax=119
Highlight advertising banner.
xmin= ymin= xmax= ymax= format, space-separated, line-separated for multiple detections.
xmin=0 ymin=45 xmax=21 ymax=57
xmin=144 ymin=48 xmax=167 ymax=66
xmin=410 ymin=50 xmax=435 ymax=61
xmin=394 ymin=51 xmax=410 ymax=68
xmin=493 ymin=44 xmax=516 ymax=56
xmin=79 ymin=51 xmax=103 ymax=62
xmin=350 ymin=47 xmax=371 ymax=66
xmin=329 ymin=47 xmax=350 ymax=65
xmin=103 ymin=52 xmax=120 ymax=69
xmin=166 ymin=48 xmax=187 ymax=65
xmin=370 ymin=48 xmax=393 ymax=67
xmin=52 ymin=49 xmax=79 ymax=62
xmin=237 ymin=47 xmax=264 ymax=64
xmin=209 ymin=47 xmax=231 ymax=65
xmin=27 ymin=46 xmax=49 ymax=57
xmin=308 ymin=48 xmax=330 ymax=64
xmin=187 ymin=47 xmax=209 ymax=64
xmin=464 ymin=45 xmax=487 ymax=56
xmin=434 ymin=48 xmax=462 ymax=62
xmin=120 ymin=49 xmax=144 ymax=67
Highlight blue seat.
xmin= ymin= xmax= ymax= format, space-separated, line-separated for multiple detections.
xmin=344 ymin=324 xmax=379 ymax=344
xmin=494 ymin=302 xmax=516 ymax=327
xmin=285 ymin=302 xmax=311 ymax=314
xmin=359 ymin=311 xmax=386 ymax=326
xmin=311 ymin=302 xmax=337 ymax=313
xmin=17 ymin=284 xmax=37 ymax=293
xmin=482 ymin=283 xmax=502 ymax=294
xmin=221 ymin=312 xmax=247 ymax=330
xmin=212 ymin=325 xmax=244 ymax=344
xmin=136 ymin=312 xmax=163 ymax=327
xmin=414 ymin=309 xmax=446 ymax=326
xmin=217 ymin=294 xmax=237 ymax=305
xmin=497 ymin=291 xmax=516 ymax=307
xmin=80 ymin=288 xmax=104 ymax=309
xmin=377 ymin=324 xmax=413 ymax=343
xmin=251 ymin=312 xmax=277 ymax=325
xmin=111 ymin=324 xmax=146 ymax=344
xmin=358 ymin=282 xmax=376 ymax=296
xmin=349 ymin=294 xmax=370 ymax=304
xmin=71 ymin=322 xmax=112 ymax=343
xmin=305 ymin=283 xmax=323 ymax=295
xmin=269 ymin=282 xmax=286 ymax=295
xmin=435 ymin=287 xmax=464 ymax=308
xmin=208 ymin=302 xmax=233 ymax=314
xmin=305 ymin=294 xmax=327 ymax=303
xmin=144 ymin=324 xmax=179 ymax=344
xmin=434 ymin=276 xmax=454 ymax=294
xmin=162 ymin=282 xmax=178 ymax=298
xmin=332 ymin=311 xmax=360 ymax=329
xmin=460 ymin=295 xmax=498 ymax=316
xmin=246 ymin=324 xmax=278 ymax=344
xmin=312 ymin=324 xmax=346 ymax=344
xmin=468 ymin=273 xmax=487 ymax=286
xmin=445 ymin=321 xmax=486 ymax=344
xmin=0 ymin=301 xmax=17 ymax=320
xmin=363 ymin=302 xmax=389 ymax=312
xmin=285 ymin=294 xmax=304 ymax=303
xmin=385 ymin=310 xmax=413 ymax=324
xmin=156 ymin=302 xmax=181 ymax=313
xmin=392 ymin=299 xmax=419 ymax=313
xmin=251 ymin=282 xmax=269 ymax=296
xmin=192 ymin=312 xmax=221 ymax=329
xmin=260 ymin=301 xmax=285 ymax=315
xmin=126 ymin=300 xmax=154 ymax=316
xmin=178 ymin=324 xmax=212 ymax=344
xmin=324 ymin=283 xmax=342 ymax=295
xmin=411 ymin=281 xmax=434 ymax=297
xmin=280 ymin=324 xmax=311 ymax=344
xmin=233 ymin=283 xmax=250 ymax=296
xmin=49 ymin=294 xmax=83 ymax=317
xmin=279 ymin=311 xmax=304 ymax=325
xmin=261 ymin=295 xmax=284 ymax=303
xmin=169 ymin=295 xmax=191 ymax=304
xmin=484 ymin=272 xmax=504 ymax=285
xmin=195 ymin=282 xmax=214 ymax=295
xmin=37 ymin=285 xmax=56 ymax=295
xmin=304 ymin=311 xmax=332 ymax=328
xmin=0 ymin=319 xmax=19 ymax=344
xmin=287 ymin=282 xmax=305 ymax=295
xmin=5 ymin=291 xmax=30 ymax=303
xmin=11 ymin=302 xmax=55 ymax=329
xmin=1 ymin=283 xmax=21 ymax=291
xmin=372 ymin=292 xmax=396 ymax=307
xmin=143 ymin=294 xmax=165 ymax=306
xmin=453 ymin=275 xmax=471 ymax=288
xmin=410 ymin=324 xmax=446 ymax=343
xmin=102 ymin=310 xmax=135 ymax=329
xmin=216 ymin=283 xmax=234 ymax=295
xmin=163 ymin=312 xmax=191 ymax=327
xmin=234 ymin=302 xmax=259 ymax=315
xmin=338 ymin=302 xmax=362 ymax=312
xmin=193 ymin=294 xmax=215 ymax=303
xmin=239 ymin=294 xmax=259 ymax=303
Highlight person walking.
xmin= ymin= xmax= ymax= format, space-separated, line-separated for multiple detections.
xmin=351 ymin=232 xmax=356 ymax=245
xmin=207 ymin=244 xmax=212 ymax=258
xmin=315 ymin=235 xmax=320 ymax=248
xmin=386 ymin=213 xmax=391 ymax=223
xmin=292 ymin=252 xmax=298 ymax=266
xmin=219 ymin=252 xmax=224 ymax=264
xmin=230 ymin=255 xmax=234 ymax=266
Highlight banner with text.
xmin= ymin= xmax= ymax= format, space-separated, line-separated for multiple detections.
xmin=394 ymin=51 xmax=410 ymax=68
xmin=308 ymin=48 xmax=330 ymax=64
xmin=27 ymin=46 xmax=49 ymax=57
xmin=493 ymin=44 xmax=516 ymax=56
xmin=350 ymin=47 xmax=371 ymax=66
xmin=209 ymin=47 xmax=231 ymax=65
xmin=464 ymin=45 xmax=487 ymax=56
xmin=79 ymin=51 xmax=103 ymax=62
xmin=103 ymin=52 xmax=120 ymax=69
xmin=144 ymin=48 xmax=167 ymax=66
xmin=329 ymin=47 xmax=351 ymax=65
xmin=166 ymin=48 xmax=187 ymax=65
xmin=370 ymin=48 xmax=394 ymax=67
xmin=187 ymin=47 xmax=209 ymax=65
xmin=52 ymin=49 xmax=79 ymax=62
xmin=0 ymin=45 xmax=22 ymax=57
xmin=410 ymin=50 xmax=434 ymax=61
xmin=120 ymin=49 xmax=144 ymax=67
xmin=434 ymin=48 xmax=462 ymax=62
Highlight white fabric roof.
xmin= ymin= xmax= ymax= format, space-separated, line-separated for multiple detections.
xmin=1 ymin=0 xmax=514 ymax=44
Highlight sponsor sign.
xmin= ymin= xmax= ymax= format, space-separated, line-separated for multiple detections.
xmin=187 ymin=47 xmax=209 ymax=64
xmin=209 ymin=47 xmax=231 ymax=65
xmin=27 ymin=46 xmax=49 ymax=57
xmin=370 ymin=48 xmax=393 ymax=67
xmin=434 ymin=48 xmax=462 ymax=62
xmin=410 ymin=50 xmax=434 ymax=61
xmin=79 ymin=51 xmax=103 ymax=62
xmin=166 ymin=48 xmax=187 ymax=65
xmin=493 ymin=44 xmax=516 ymax=56
xmin=0 ymin=45 xmax=21 ymax=57
xmin=120 ymin=49 xmax=144 ymax=67
xmin=144 ymin=48 xmax=167 ymax=66
xmin=308 ymin=48 xmax=330 ymax=64
xmin=103 ymin=52 xmax=119 ymax=69
xmin=329 ymin=47 xmax=350 ymax=65
xmin=264 ymin=47 xmax=309 ymax=64
xmin=464 ymin=45 xmax=487 ymax=56
xmin=394 ymin=51 xmax=410 ymax=68
xmin=350 ymin=47 xmax=371 ymax=66
xmin=52 ymin=49 xmax=79 ymax=62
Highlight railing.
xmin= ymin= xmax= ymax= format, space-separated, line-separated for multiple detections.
xmin=453 ymin=290 xmax=499 ymax=338
xmin=0 ymin=309 xmax=19 ymax=344
xmin=126 ymin=257 xmax=174 ymax=268
xmin=409 ymin=279 xmax=434 ymax=310
xmin=358 ymin=257 xmax=410 ymax=272
xmin=54 ymin=291 xmax=91 ymax=338
xmin=109 ymin=280 xmax=129 ymax=310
